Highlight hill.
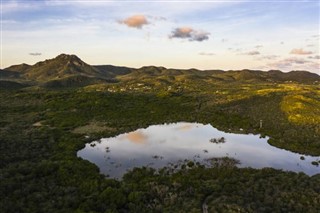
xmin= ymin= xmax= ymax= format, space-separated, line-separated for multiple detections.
xmin=4 ymin=63 xmax=31 ymax=73
xmin=1 ymin=54 xmax=319 ymax=88
xmin=2 ymin=54 xmax=117 ymax=88
xmin=15 ymin=54 xmax=101 ymax=81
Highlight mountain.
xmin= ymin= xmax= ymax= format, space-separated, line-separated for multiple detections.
xmin=18 ymin=54 xmax=102 ymax=81
xmin=4 ymin=63 xmax=31 ymax=73
xmin=1 ymin=54 xmax=319 ymax=88
xmin=2 ymin=54 xmax=120 ymax=88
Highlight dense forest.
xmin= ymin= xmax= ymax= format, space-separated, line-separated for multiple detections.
xmin=1 ymin=55 xmax=320 ymax=212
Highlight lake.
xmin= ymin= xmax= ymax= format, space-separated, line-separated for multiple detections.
xmin=77 ymin=122 xmax=320 ymax=179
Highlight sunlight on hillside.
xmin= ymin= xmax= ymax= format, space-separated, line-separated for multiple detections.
xmin=281 ymin=94 xmax=320 ymax=125
xmin=255 ymin=84 xmax=309 ymax=96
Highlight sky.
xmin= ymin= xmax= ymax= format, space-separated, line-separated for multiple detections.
xmin=1 ymin=0 xmax=319 ymax=74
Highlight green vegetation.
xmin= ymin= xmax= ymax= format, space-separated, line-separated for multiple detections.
xmin=0 ymin=54 xmax=319 ymax=212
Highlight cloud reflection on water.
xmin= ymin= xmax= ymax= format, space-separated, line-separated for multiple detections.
xmin=78 ymin=122 xmax=320 ymax=179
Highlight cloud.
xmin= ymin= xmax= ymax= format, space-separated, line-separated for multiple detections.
xmin=1 ymin=1 xmax=41 ymax=14
xmin=44 ymin=0 xmax=116 ymax=7
xmin=126 ymin=131 xmax=147 ymax=145
xmin=169 ymin=27 xmax=210 ymax=42
xmin=176 ymin=124 xmax=194 ymax=131
xmin=267 ymin=57 xmax=310 ymax=68
xmin=229 ymin=48 xmax=242 ymax=52
xmin=170 ymin=27 xmax=193 ymax=38
xmin=199 ymin=52 xmax=215 ymax=56
xmin=267 ymin=57 xmax=319 ymax=73
xmin=255 ymin=45 xmax=263 ymax=49
xmin=283 ymin=58 xmax=309 ymax=64
xmin=290 ymin=48 xmax=313 ymax=55
xmin=150 ymin=16 xmax=167 ymax=21
xmin=29 ymin=52 xmax=42 ymax=56
xmin=242 ymin=51 xmax=260 ymax=55
xmin=308 ymin=55 xmax=320 ymax=60
xmin=119 ymin=15 xmax=149 ymax=29
xmin=258 ymin=55 xmax=279 ymax=60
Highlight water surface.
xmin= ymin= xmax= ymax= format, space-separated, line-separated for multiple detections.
xmin=77 ymin=122 xmax=319 ymax=178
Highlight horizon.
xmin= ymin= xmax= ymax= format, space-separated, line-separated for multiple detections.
xmin=3 ymin=52 xmax=320 ymax=76
xmin=1 ymin=0 xmax=319 ymax=74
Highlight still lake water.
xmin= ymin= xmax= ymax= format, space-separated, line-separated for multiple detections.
xmin=77 ymin=122 xmax=320 ymax=179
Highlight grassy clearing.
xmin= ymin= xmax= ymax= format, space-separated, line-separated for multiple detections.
xmin=72 ymin=121 xmax=116 ymax=134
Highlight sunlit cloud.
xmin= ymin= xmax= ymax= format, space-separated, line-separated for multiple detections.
xmin=170 ymin=27 xmax=193 ymax=38
xmin=290 ymin=48 xmax=313 ymax=55
xmin=126 ymin=131 xmax=148 ymax=145
xmin=169 ymin=27 xmax=210 ymax=42
xmin=176 ymin=124 xmax=194 ymax=131
xmin=119 ymin=15 xmax=149 ymax=29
